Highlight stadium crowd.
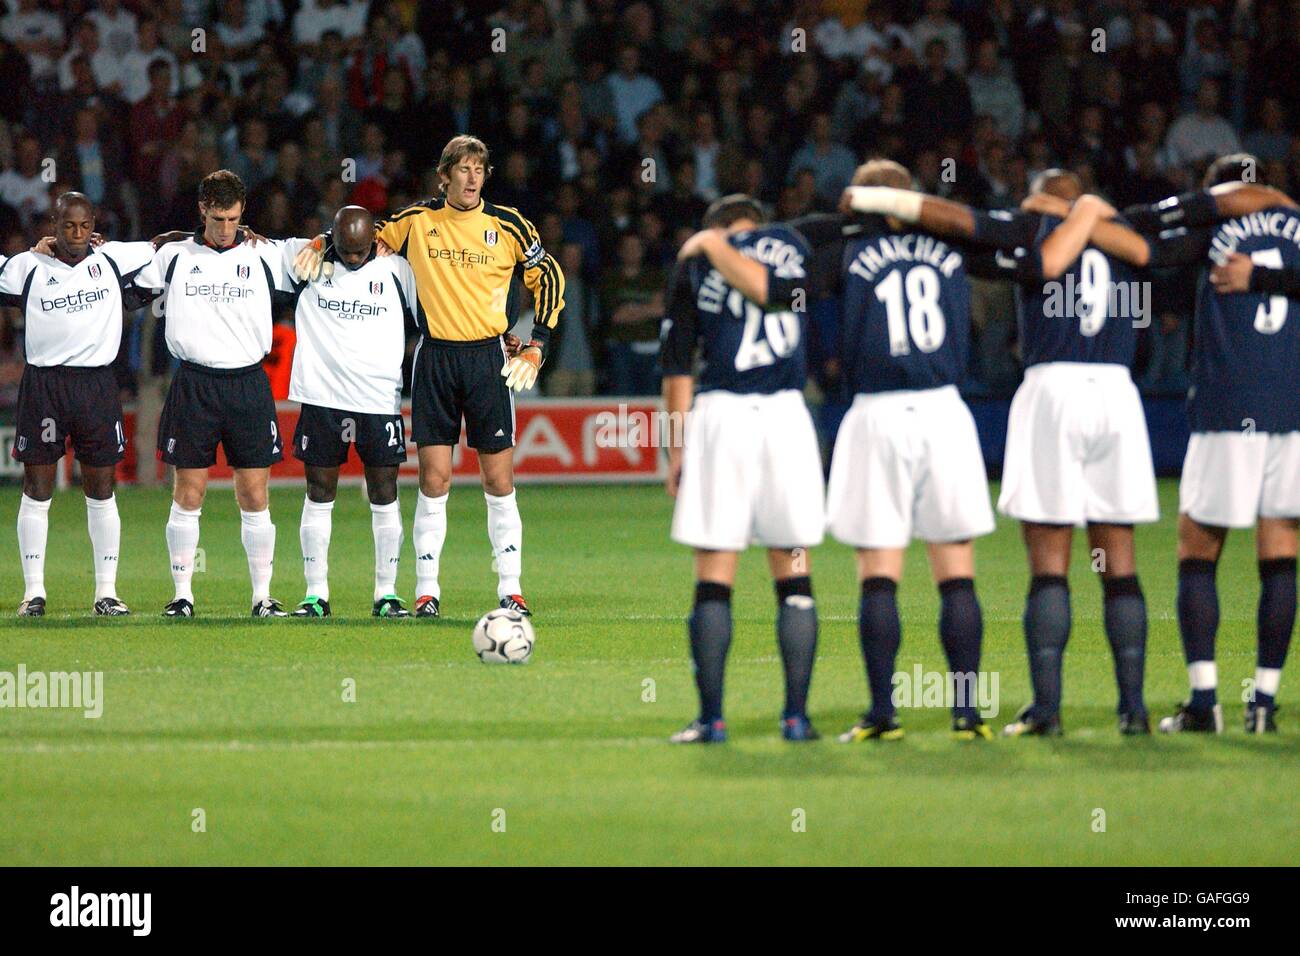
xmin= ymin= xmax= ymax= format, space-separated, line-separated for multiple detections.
xmin=3 ymin=0 xmax=1300 ymax=404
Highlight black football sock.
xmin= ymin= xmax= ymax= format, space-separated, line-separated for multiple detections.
xmin=859 ymin=577 xmax=901 ymax=722
xmin=689 ymin=581 xmax=733 ymax=723
xmin=1177 ymin=558 xmax=1219 ymax=711
xmin=938 ymin=577 xmax=982 ymax=721
xmin=1102 ymin=575 xmax=1148 ymax=717
xmin=1023 ymin=575 xmax=1070 ymax=719
xmin=774 ymin=576 xmax=817 ymax=720
xmin=1256 ymin=557 xmax=1297 ymax=711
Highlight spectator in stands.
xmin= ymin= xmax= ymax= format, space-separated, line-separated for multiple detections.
xmin=903 ymin=37 xmax=972 ymax=150
xmin=1165 ymin=78 xmax=1241 ymax=166
xmin=967 ymin=37 xmax=1024 ymax=142
xmin=85 ymin=0 xmax=137 ymax=60
xmin=606 ymin=44 xmax=664 ymax=146
xmin=227 ymin=117 xmax=276 ymax=194
xmin=912 ymin=0 xmax=967 ymax=73
xmin=120 ymin=17 xmax=178 ymax=105
xmin=787 ymin=112 xmax=856 ymax=209
xmin=600 ymin=231 xmax=664 ymax=396
xmin=2 ymin=0 xmax=64 ymax=90
xmin=1245 ymin=97 xmax=1293 ymax=163
xmin=57 ymin=18 xmax=120 ymax=95
xmin=545 ymin=243 xmax=597 ymax=397
xmin=0 ymin=134 xmax=50 ymax=228
xmin=129 ymin=59 xmax=187 ymax=221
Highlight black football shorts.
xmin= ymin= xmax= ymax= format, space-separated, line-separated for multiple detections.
xmin=158 ymin=361 xmax=284 ymax=469
xmin=411 ymin=335 xmax=515 ymax=452
xmin=12 ymin=364 xmax=125 ymax=467
xmin=293 ymin=403 xmax=408 ymax=468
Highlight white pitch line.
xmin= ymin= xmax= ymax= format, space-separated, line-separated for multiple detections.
xmin=0 ymin=736 xmax=668 ymax=755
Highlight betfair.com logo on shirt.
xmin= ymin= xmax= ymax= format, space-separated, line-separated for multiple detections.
xmin=40 ymin=287 xmax=108 ymax=314
xmin=315 ymin=294 xmax=387 ymax=318
xmin=185 ymin=282 xmax=254 ymax=303
xmin=429 ymin=247 xmax=494 ymax=269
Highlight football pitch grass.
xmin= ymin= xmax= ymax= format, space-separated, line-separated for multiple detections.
xmin=0 ymin=480 xmax=1295 ymax=866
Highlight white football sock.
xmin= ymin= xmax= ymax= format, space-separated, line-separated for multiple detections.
xmin=1256 ymin=667 xmax=1281 ymax=698
xmin=485 ymin=490 xmax=522 ymax=599
xmin=299 ymin=496 xmax=333 ymax=600
xmin=166 ymin=501 xmax=201 ymax=602
xmin=371 ymin=499 xmax=403 ymax=600
xmin=413 ymin=490 xmax=448 ymax=601
xmin=17 ymin=494 xmax=50 ymax=601
xmin=240 ymin=508 xmax=276 ymax=604
xmin=85 ymin=495 xmax=121 ymax=600
xmin=1188 ymin=660 xmax=1218 ymax=691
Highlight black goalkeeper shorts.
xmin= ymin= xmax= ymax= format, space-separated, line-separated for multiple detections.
xmin=410 ymin=335 xmax=515 ymax=452
xmin=158 ymin=361 xmax=284 ymax=469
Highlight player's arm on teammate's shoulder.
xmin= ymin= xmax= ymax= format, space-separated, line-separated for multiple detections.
xmin=0 ymin=251 xmax=28 ymax=300
xmin=1020 ymin=191 xmax=1168 ymax=271
xmin=1121 ymin=183 xmax=1298 ymax=234
xmin=839 ymin=185 xmax=983 ymax=241
xmin=32 ymin=233 xmax=106 ymax=255
xmin=676 ymin=227 xmax=810 ymax=310
xmin=1210 ymin=252 xmax=1300 ymax=296
xmin=104 ymin=241 xmax=163 ymax=310
xmin=677 ymin=227 xmax=772 ymax=305
xmin=375 ymin=202 xmax=427 ymax=259
xmin=659 ymin=262 xmax=697 ymax=498
xmin=1036 ymin=194 xmax=1117 ymax=279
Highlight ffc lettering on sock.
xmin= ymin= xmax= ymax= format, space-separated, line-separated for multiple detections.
xmin=240 ymin=508 xmax=276 ymax=604
xmin=85 ymin=495 xmax=122 ymax=600
xmin=371 ymin=499 xmax=403 ymax=600
xmin=300 ymin=496 xmax=333 ymax=601
xmin=18 ymin=494 xmax=51 ymax=601
xmin=166 ymin=502 xmax=201 ymax=602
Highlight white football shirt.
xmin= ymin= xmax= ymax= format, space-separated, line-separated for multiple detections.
xmin=279 ymin=238 xmax=416 ymax=415
xmin=134 ymin=236 xmax=290 ymax=369
xmin=0 ymin=241 xmax=153 ymax=367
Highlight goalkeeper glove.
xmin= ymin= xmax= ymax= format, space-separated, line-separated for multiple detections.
xmin=292 ymin=236 xmax=333 ymax=282
xmin=501 ymin=340 xmax=543 ymax=392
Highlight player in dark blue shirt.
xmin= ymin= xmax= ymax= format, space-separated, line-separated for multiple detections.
xmin=659 ymin=194 xmax=824 ymax=744
xmin=814 ymin=160 xmax=997 ymax=742
xmin=843 ymin=172 xmax=1159 ymax=737
xmin=1074 ymin=156 xmax=1300 ymax=734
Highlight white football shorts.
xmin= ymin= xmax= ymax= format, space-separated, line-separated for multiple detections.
xmin=998 ymin=362 xmax=1158 ymax=526
xmin=826 ymin=385 xmax=995 ymax=549
xmin=671 ymin=389 xmax=825 ymax=551
xmin=1180 ymin=430 xmax=1300 ymax=528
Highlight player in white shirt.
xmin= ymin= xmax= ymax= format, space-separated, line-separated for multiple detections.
xmin=132 ymin=170 xmax=292 ymax=618
xmin=3 ymin=192 xmax=152 ymax=616
xmin=278 ymin=206 xmax=418 ymax=619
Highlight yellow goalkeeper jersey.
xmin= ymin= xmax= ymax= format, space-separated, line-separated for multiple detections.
xmin=377 ymin=196 xmax=565 ymax=342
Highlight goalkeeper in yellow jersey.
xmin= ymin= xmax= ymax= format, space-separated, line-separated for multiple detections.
xmin=293 ymin=134 xmax=565 ymax=618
